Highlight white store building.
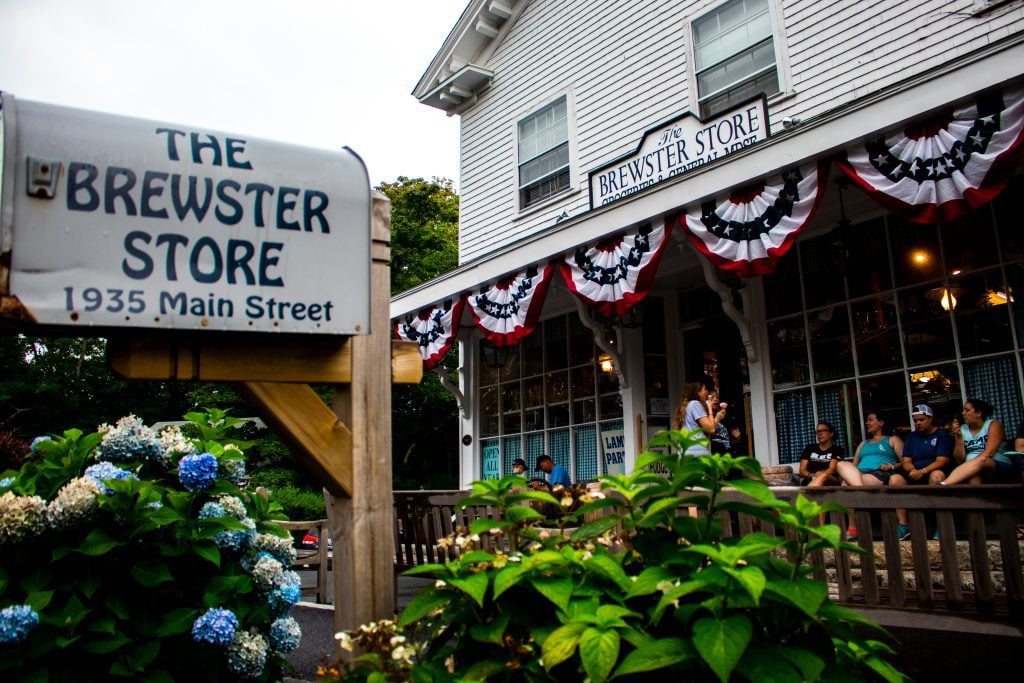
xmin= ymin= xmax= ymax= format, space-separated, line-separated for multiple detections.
xmin=392 ymin=0 xmax=1024 ymax=488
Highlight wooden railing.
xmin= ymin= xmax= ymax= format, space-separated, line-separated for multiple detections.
xmin=274 ymin=519 xmax=331 ymax=604
xmin=393 ymin=485 xmax=1024 ymax=635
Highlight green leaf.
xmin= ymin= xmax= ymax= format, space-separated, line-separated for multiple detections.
xmin=449 ymin=572 xmax=489 ymax=607
xmin=462 ymin=659 xmax=509 ymax=680
xmin=86 ymin=615 xmax=118 ymax=636
xmin=764 ymin=577 xmax=827 ymax=618
xmin=130 ymin=641 xmax=161 ymax=671
xmin=809 ymin=523 xmax=842 ymax=547
xmin=82 ymin=633 xmax=131 ymax=654
xmin=612 ymin=637 xmax=693 ymax=678
xmin=62 ymin=594 xmax=91 ymax=627
xmin=724 ymin=565 xmax=766 ymax=602
xmin=529 ymin=575 xmax=574 ymax=612
xmin=401 ymin=563 xmax=447 ymax=577
xmin=25 ymin=590 xmax=54 ymax=611
xmin=492 ymin=564 xmax=527 ymax=599
xmin=692 ymin=615 xmax=752 ymax=683
xmin=504 ymin=505 xmax=545 ymax=523
xmin=584 ymin=554 xmax=631 ymax=592
xmin=542 ymin=622 xmax=586 ymax=671
xmin=569 ymin=516 xmax=620 ymax=542
xmin=130 ymin=560 xmax=174 ymax=587
xmin=76 ymin=527 xmax=125 ymax=556
xmin=156 ymin=608 xmax=199 ymax=637
xmin=469 ymin=612 xmax=511 ymax=645
xmin=626 ymin=566 xmax=676 ymax=598
xmin=736 ymin=645 xmax=805 ymax=683
xmin=202 ymin=575 xmax=253 ymax=606
xmin=192 ymin=542 xmax=221 ymax=567
xmin=726 ymin=477 xmax=777 ymax=504
xmin=778 ymin=646 xmax=826 ymax=682
xmin=579 ymin=627 xmax=620 ymax=683
xmin=398 ymin=588 xmax=450 ymax=627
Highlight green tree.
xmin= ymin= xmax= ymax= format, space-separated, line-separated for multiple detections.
xmin=380 ymin=176 xmax=459 ymax=296
xmin=380 ymin=177 xmax=461 ymax=490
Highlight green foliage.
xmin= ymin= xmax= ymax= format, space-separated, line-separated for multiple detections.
xmin=270 ymin=486 xmax=326 ymax=522
xmin=323 ymin=429 xmax=907 ymax=683
xmin=0 ymin=410 xmax=299 ymax=681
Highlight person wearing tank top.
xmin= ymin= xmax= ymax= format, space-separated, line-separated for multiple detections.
xmin=836 ymin=410 xmax=910 ymax=539
xmin=945 ymin=398 xmax=1017 ymax=484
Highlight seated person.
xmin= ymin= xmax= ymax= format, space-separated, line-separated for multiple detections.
xmin=900 ymin=404 xmax=952 ymax=484
xmin=943 ymin=398 xmax=1016 ymax=485
xmin=798 ymin=421 xmax=845 ymax=486
xmin=511 ymin=458 xmax=527 ymax=476
xmin=533 ymin=454 xmax=571 ymax=489
xmin=836 ymin=411 xmax=905 ymax=486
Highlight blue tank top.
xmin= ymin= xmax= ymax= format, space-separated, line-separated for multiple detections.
xmin=961 ymin=419 xmax=1012 ymax=465
xmin=857 ymin=437 xmax=898 ymax=472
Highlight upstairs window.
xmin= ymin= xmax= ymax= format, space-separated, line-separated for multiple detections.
xmin=517 ymin=96 xmax=571 ymax=210
xmin=693 ymin=0 xmax=780 ymax=118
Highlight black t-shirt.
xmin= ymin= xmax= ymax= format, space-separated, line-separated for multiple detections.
xmin=800 ymin=443 xmax=846 ymax=472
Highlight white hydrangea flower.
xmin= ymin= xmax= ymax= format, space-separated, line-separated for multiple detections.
xmin=0 ymin=492 xmax=47 ymax=544
xmin=250 ymin=555 xmax=285 ymax=591
xmin=158 ymin=424 xmax=196 ymax=457
xmin=46 ymin=477 xmax=101 ymax=529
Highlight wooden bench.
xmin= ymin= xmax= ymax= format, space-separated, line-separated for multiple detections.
xmin=392 ymin=485 xmax=1024 ymax=636
xmin=273 ymin=519 xmax=330 ymax=604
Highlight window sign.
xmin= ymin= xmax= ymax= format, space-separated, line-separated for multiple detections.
xmin=588 ymin=97 xmax=769 ymax=208
xmin=482 ymin=441 xmax=501 ymax=480
xmin=600 ymin=425 xmax=626 ymax=475
xmin=1 ymin=96 xmax=370 ymax=335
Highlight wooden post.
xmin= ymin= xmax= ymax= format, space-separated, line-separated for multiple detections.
xmin=330 ymin=192 xmax=395 ymax=637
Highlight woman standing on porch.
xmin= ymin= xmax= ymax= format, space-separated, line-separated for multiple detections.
xmin=672 ymin=376 xmax=726 ymax=455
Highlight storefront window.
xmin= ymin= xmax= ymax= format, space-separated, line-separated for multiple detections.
xmin=479 ymin=312 xmax=624 ymax=481
xmin=768 ymin=187 xmax=1024 ymax=462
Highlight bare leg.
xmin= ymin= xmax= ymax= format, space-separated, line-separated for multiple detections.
xmin=944 ymin=458 xmax=994 ymax=485
xmin=836 ymin=461 xmax=863 ymax=486
xmin=927 ymin=470 xmax=946 ymax=484
xmin=889 ymin=473 xmax=908 ymax=525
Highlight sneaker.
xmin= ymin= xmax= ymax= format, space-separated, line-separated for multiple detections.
xmin=897 ymin=524 xmax=911 ymax=541
xmin=846 ymin=527 xmax=858 ymax=541
xmin=932 ymin=530 xmax=941 ymax=540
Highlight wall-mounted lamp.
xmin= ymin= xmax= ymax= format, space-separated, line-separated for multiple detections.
xmin=598 ymin=352 xmax=614 ymax=374
xmin=926 ymin=286 xmax=961 ymax=311
xmin=481 ymin=340 xmax=511 ymax=369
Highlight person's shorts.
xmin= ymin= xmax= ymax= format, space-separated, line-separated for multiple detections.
xmin=859 ymin=468 xmax=893 ymax=484
xmin=904 ymin=469 xmax=951 ymax=484
xmin=800 ymin=473 xmax=839 ymax=486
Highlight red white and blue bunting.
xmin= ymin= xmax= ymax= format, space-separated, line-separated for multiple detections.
xmin=559 ymin=221 xmax=672 ymax=318
xmin=682 ymin=162 xmax=826 ymax=276
xmin=393 ymin=297 xmax=466 ymax=370
xmin=467 ymin=263 xmax=556 ymax=346
xmin=836 ymin=85 xmax=1024 ymax=224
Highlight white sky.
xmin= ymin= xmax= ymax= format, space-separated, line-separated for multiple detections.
xmin=0 ymin=0 xmax=465 ymax=188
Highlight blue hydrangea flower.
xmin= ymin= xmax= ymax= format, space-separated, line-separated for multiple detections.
xmin=269 ymin=616 xmax=302 ymax=652
xmin=215 ymin=518 xmax=256 ymax=553
xmin=83 ymin=461 xmax=135 ymax=495
xmin=251 ymin=533 xmax=297 ymax=566
xmin=191 ymin=607 xmax=239 ymax=646
xmin=221 ymin=458 xmax=247 ymax=486
xmin=29 ymin=436 xmax=51 ymax=452
xmin=198 ymin=501 xmax=227 ymax=520
xmin=95 ymin=415 xmax=167 ymax=465
xmin=267 ymin=571 xmax=302 ymax=614
xmin=0 ymin=604 xmax=39 ymax=644
xmin=178 ymin=453 xmax=218 ymax=491
xmin=0 ymin=477 xmax=14 ymax=489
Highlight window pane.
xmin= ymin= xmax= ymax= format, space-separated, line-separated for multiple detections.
xmin=546 ymin=370 xmax=568 ymax=404
xmin=890 ymin=221 xmax=941 ymax=288
xmin=518 ymin=97 xmax=568 ymax=161
xmin=523 ymin=376 xmax=543 ymax=408
xmin=598 ymin=364 xmax=620 ymax=395
xmin=769 ymin=315 xmax=808 ymax=388
xmin=858 ymin=372 xmax=908 ymax=438
xmin=500 ymin=346 xmax=520 ymax=380
xmin=548 ymin=403 xmax=570 ymax=428
xmin=523 ymin=332 xmax=544 ymax=377
xmin=843 ymin=218 xmax=891 ymax=298
xmin=599 ymin=393 xmax=623 ymax=420
xmin=800 ymin=233 xmax=846 ymax=308
xmin=570 ymin=316 xmax=595 ymax=365
xmin=953 ymin=269 xmax=1013 ymax=356
xmin=809 ymin=304 xmax=853 ymax=381
xmin=523 ymin=408 xmax=544 ymax=433
xmin=1005 ymin=262 xmax=1024 ymax=343
xmin=763 ymin=249 xmax=802 ymax=317
xmin=574 ymin=425 xmax=599 ymax=480
xmin=908 ymin=364 xmax=961 ymax=425
xmin=816 ymin=382 xmax=857 ymax=452
xmin=545 ymin=316 xmax=568 ymax=370
xmin=519 ymin=143 xmax=569 ymax=187
xmin=941 ymin=211 xmax=997 ymax=278
xmin=852 ymin=294 xmax=901 ymax=372
xmin=480 ymin=386 xmax=499 ymax=437
xmin=994 ymin=175 xmax=1024 ymax=262
xmin=899 ymin=285 xmax=955 ymax=365
xmin=573 ymin=398 xmax=596 ymax=423
xmin=520 ymin=168 xmax=571 ymax=208
xmin=701 ymin=69 xmax=778 ymax=118
xmin=963 ymin=355 xmax=1023 ymax=441
xmin=571 ymin=364 xmax=596 ymax=397
xmin=774 ymin=390 xmax=813 ymax=464
xmin=697 ymin=38 xmax=775 ymax=97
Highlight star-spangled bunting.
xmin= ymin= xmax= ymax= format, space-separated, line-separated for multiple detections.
xmin=393 ymin=297 xmax=466 ymax=370
xmin=467 ymin=263 xmax=556 ymax=346
xmin=559 ymin=221 xmax=672 ymax=318
xmin=836 ymin=85 xmax=1024 ymax=223
xmin=682 ymin=162 xmax=827 ymax=276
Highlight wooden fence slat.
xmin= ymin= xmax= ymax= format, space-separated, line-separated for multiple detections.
xmin=808 ymin=515 xmax=825 ymax=582
xmin=996 ymin=511 xmax=1024 ymax=613
xmin=738 ymin=513 xmax=754 ymax=536
xmin=880 ymin=511 xmax=906 ymax=608
xmin=908 ymin=510 xmax=932 ymax=609
xmin=829 ymin=509 xmax=854 ymax=602
xmin=855 ymin=510 xmax=879 ymax=606
xmin=936 ymin=511 xmax=963 ymax=610
xmin=967 ymin=511 xmax=995 ymax=608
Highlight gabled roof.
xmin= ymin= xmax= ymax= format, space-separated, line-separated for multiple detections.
xmin=412 ymin=0 xmax=528 ymax=114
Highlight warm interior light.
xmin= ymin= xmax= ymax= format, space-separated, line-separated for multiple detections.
xmin=598 ymin=353 xmax=614 ymax=374
xmin=986 ymin=289 xmax=1014 ymax=306
xmin=940 ymin=289 xmax=957 ymax=311
xmin=911 ymin=250 xmax=930 ymax=266
xmin=910 ymin=370 xmax=939 ymax=384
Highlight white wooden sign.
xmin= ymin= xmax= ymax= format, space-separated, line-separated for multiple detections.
xmin=1 ymin=95 xmax=370 ymax=334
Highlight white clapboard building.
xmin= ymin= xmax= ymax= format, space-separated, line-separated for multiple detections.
xmin=392 ymin=0 xmax=1024 ymax=487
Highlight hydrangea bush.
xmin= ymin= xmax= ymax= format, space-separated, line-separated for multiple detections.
xmin=322 ymin=429 xmax=905 ymax=683
xmin=0 ymin=409 xmax=301 ymax=681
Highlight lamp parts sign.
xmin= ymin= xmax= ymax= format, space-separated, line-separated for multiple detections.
xmin=0 ymin=95 xmax=370 ymax=334
xmin=589 ymin=97 xmax=769 ymax=208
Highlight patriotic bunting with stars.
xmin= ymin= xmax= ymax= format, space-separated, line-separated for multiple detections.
xmin=836 ymin=85 xmax=1024 ymax=224
xmin=559 ymin=221 xmax=672 ymax=318
xmin=682 ymin=163 xmax=827 ymax=276
xmin=467 ymin=263 xmax=556 ymax=346
xmin=393 ymin=297 xmax=466 ymax=369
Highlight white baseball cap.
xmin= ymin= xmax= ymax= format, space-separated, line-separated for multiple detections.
xmin=912 ymin=404 xmax=933 ymax=417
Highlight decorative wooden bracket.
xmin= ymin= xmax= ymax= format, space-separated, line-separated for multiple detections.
xmin=572 ymin=295 xmax=628 ymax=388
xmin=697 ymin=256 xmax=757 ymax=362
xmin=432 ymin=366 xmax=467 ymax=418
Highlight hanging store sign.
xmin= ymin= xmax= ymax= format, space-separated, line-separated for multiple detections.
xmin=589 ymin=97 xmax=769 ymax=209
xmin=1 ymin=95 xmax=370 ymax=334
